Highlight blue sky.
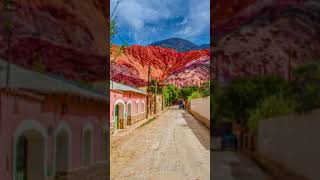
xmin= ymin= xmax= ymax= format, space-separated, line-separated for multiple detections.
xmin=110 ymin=0 xmax=210 ymax=46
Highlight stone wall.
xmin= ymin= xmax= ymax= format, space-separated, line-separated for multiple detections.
xmin=57 ymin=163 xmax=107 ymax=180
xmin=128 ymin=113 xmax=146 ymax=125
xmin=258 ymin=109 xmax=320 ymax=180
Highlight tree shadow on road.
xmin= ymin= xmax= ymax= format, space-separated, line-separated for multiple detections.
xmin=181 ymin=111 xmax=210 ymax=150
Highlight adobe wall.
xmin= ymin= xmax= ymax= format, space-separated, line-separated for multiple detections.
xmin=258 ymin=109 xmax=320 ymax=180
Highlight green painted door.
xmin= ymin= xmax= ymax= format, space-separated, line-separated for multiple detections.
xmin=16 ymin=136 xmax=27 ymax=180
xmin=114 ymin=105 xmax=119 ymax=129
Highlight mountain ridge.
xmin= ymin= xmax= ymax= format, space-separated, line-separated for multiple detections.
xmin=150 ymin=37 xmax=209 ymax=52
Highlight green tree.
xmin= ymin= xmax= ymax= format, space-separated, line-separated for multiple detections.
xmin=110 ymin=19 xmax=116 ymax=45
xmin=291 ymin=60 xmax=320 ymax=112
xmin=162 ymin=84 xmax=178 ymax=106
xmin=178 ymin=86 xmax=198 ymax=101
xmin=188 ymin=91 xmax=202 ymax=101
xmin=199 ymin=81 xmax=210 ymax=96
xmin=213 ymin=75 xmax=288 ymax=122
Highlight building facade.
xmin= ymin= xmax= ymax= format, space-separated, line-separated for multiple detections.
xmin=110 ymin=81 xmax=147 ymax=132
xmin=0 ymin=60 xmax=108 ymax=180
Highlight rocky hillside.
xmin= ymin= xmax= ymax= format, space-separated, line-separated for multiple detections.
xmin=213 ymin=0 xmax=320 ymax=83
xmin=164 ymin=56 xmax=210 ymax=88
xmin=0 ymin=0 xmax=107 ymax=81
xmin=111 ymin=45 xmax=210 ymax=87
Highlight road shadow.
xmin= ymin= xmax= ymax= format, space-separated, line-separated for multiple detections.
xmin=181 ymin=111 xmax=210 ymax=150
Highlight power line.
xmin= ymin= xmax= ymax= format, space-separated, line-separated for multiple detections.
xmin=111 ymin=0 xmax=120 ymax=19
xmin=116 ymin=33 xmax=127 ymax=44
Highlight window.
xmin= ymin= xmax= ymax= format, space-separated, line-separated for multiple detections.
xmin=82 ymin=129 xmax=92 ymax=166
xmin=136 ymin=102 xmax=139 ymax=114
xmin=142 ymin=102 xmax=145 ymax=112
xmin=82 ymin=123 xmax=93 ymax=166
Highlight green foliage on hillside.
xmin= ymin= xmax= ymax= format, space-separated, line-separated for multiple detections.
xmin=291 ymin=60 xmax=320 ymax=112
xmin=213 ymin=75 xmax=288 ymax=122
xmin=161 ymin=81 xmax=210 ymax=106
xmin=213 ymin=60 xmax=320 ymax=132
xmin=247 ymin=95 xmax=295 ymax=132
xmin=178 ymin=81 xmax=210 ymax=101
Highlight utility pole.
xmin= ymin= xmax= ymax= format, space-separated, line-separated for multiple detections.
xmin=146 ymin=65 xmax=151 ymax=118
xmin=4 ymin=0 xmax=14 ymax=87
xmin=154 ymin=78 xmax=158 ymax=114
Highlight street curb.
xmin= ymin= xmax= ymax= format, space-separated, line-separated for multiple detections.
xmin=242 ymin=151 xmax=310 ymax=180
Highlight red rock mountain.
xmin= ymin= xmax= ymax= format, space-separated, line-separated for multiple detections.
xmin=0 ymin=0 xmax=107 ymax=81
xmin=212 ymin=0 xmax=320 ymax=83
xmin=213 ymin=0 xmax=305 ymax=38
xmin=111 ymin=45 xmax=210 ymax=88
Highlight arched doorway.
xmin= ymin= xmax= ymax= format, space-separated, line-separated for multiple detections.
xmin=136 ymin=101 xmax=139 ymax=114
xmin=114 ymin=100 xmax=125 ymax=129
xmin=54 ymin=123 xmax=71 ymax=179
xmin=14 ymin=120 xmax=47 ymax=180
xmin=142 ymin=101 xmax=145 ymax=112
xmin=127 ymin=102 xmax=132 ymax=125
xmin=82 ymin=123 xmax=93 ymax=167
xmin=15 ymin=130 xmax=45 ymax=180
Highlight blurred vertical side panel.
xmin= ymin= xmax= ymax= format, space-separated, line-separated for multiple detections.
xmin=212 ymin=0 xmax=320 ymax=180
xmin=0 ymin=0 xmax=109 ymax=180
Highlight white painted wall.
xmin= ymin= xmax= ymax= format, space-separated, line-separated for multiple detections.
xmin=190 ymin=96 xmax=210 ymax=120
xmin=258 ymin=109 xmax=320 ymax=180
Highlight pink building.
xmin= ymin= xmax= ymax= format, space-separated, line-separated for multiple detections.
xmin=110 ymin=81 xmax=147 ymax=131
xmin=0 ymin=60 xmax=108 ymax=180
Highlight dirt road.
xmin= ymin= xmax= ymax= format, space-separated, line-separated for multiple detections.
xmin=212 ymin=151 xmax=273 ymax=180
xmin=111 ymin=106 xmax=210 ymax=180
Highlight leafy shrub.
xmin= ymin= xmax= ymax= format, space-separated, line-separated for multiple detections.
xmin=215 ymin=75 xmax=288 ymax=121
xmin=178 ymin=86 xmax=199 ymax=100
xmin=188 ymin=91 xmax=202 ymax=101
xmin=291 ymin=60 xmax=320 ymax=112
xmin=199 ymin=81 xmax=210 ymax=96
xmin=247 ymin=95 xmax=296 ymax=132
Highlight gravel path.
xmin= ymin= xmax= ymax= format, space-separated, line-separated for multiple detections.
xmin=111 ymin=106 xmax=210 ymax=180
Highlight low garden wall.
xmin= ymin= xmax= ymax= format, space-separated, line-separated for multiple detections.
xmin=127 ymin=112 xmax=146 ymax=125
xmin=257 ymin=108 xmax=320 ymax=180
xmin=189 ymin=96 xmax=210 ymax=128
xmin=57 ymin=162 xmax=108 ymax=180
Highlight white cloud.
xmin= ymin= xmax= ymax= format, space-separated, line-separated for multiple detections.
xmin=111 ymin=0 xmax=210 ymax=45
xmin=111 ymin=0 xmax=171 ymax=30
xmin=176 ymin=0 xmax=210 ymax=38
